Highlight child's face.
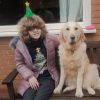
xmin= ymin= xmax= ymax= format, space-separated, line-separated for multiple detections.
xmin=28 ymin=28 xmax=42 ymax=40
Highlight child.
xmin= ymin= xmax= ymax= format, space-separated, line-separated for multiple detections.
xmin=10 ymin=2 xmax=59 ymax=100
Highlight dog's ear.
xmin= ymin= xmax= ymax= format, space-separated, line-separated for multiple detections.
xmin=59 ymin=31 xmax=66 ymax=44
xmin=80 ymin=32 xmax=86 ymax=42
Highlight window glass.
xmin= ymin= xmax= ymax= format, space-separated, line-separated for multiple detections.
xmin=60 ymin=0 xmax=83 ymax=22
xmin=0 ymin=0 xmax=24 ymax=25
xmin=0 ymin=0 xmax=83 ymax=25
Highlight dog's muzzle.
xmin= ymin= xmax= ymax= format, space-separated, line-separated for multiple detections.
xmin=70 ymin=36 xmax=76 ymax=45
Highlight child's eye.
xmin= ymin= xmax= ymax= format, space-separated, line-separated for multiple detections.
xmin=75 ymin=27 xmax=78 ymax=30
xmin=66 ymin=28 xmax=69 ymax=30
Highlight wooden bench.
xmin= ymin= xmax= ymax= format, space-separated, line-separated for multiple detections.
xmin=2 ymin=41 xmax=100 ymax=100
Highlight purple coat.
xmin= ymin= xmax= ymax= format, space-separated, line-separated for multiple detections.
xmin=14 ymin=34 xmax=59 ymax=96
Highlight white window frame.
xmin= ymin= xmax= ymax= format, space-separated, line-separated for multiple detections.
xmin=0 ymin=0 xmax=96 ymax=37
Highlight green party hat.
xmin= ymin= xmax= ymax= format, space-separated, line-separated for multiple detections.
xmin=25 ymin=1 xmax=36 ymax=17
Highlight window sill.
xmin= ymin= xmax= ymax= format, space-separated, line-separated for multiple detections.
xmin=0 ymin=24 xmax=96 ymax=37
xmin=0 ymin=29 xmax=96 ymax=37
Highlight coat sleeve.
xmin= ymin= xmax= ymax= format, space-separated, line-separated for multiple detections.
xmin=52 ymin=34 xmax=59 ymax=48
xmin=15 ymin=48 xmax=34 ymax=81
xmin=51 ymin=34 xmax=60 ymax=86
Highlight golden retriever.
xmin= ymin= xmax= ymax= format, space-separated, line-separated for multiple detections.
xmin=54 ymin=22 xmax=100 ymax=97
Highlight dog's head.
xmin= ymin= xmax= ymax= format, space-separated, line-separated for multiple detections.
xmin=59 ymin=22 xmax=86 ymax=46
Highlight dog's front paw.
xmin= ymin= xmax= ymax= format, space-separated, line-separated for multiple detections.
xmin=87 ymin=88 xmax=95 ymax=95
xmin=75 ymin=91 xmax=83 ymax=98
xmin=53 ymin=87 xmax=62 ymax=94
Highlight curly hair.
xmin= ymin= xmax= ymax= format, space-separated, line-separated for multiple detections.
xmin=18 ymin=15 xmax=48 ymax=42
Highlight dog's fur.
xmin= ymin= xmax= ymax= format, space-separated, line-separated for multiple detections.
xmin=54 ymin=22 xmax=100 ymax=97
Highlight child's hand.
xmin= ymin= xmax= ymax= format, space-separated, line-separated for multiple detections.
xmin=28 ymin=76 xmax=39 ymax=90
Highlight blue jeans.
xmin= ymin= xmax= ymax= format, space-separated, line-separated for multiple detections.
xmin=23 ymin=70 xmax=55 ymax=100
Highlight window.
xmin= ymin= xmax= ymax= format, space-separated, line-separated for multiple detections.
xmin=60 ymin=0 xmax=83 ymax=22
xmin=0 ymin=0 xmax=92 ymax=35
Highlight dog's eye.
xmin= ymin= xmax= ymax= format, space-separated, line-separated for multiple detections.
xmin=75 ymin=27 xmax=78 ymax=30
xmin=66 ymin=28 xmax=69 ymax=30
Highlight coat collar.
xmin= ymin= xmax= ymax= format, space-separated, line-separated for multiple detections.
xmin=16 ymin=34 xmax=51 ymax=65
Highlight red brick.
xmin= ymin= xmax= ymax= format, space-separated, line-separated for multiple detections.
xmin=92 ymin=0 xmax=100 ymax=4
xmin=92 ymin=18 xmax=100 ymax=24
xmin=92 ymin=4 xmax=100 ymax=11
xmin=92 ymin=11 xmax=100 ymax=18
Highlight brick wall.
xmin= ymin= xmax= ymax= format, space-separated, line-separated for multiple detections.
xmin=0 ymin=37 xmax=21 ymax=98
xmin=0 ymin=0 xmax=100 ymax=99
xmin=86 ymin=0 xmax=100 ymax=41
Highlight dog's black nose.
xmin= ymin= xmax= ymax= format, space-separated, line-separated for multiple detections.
xmin=71 ymin=36 xmax=75 ymax=40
